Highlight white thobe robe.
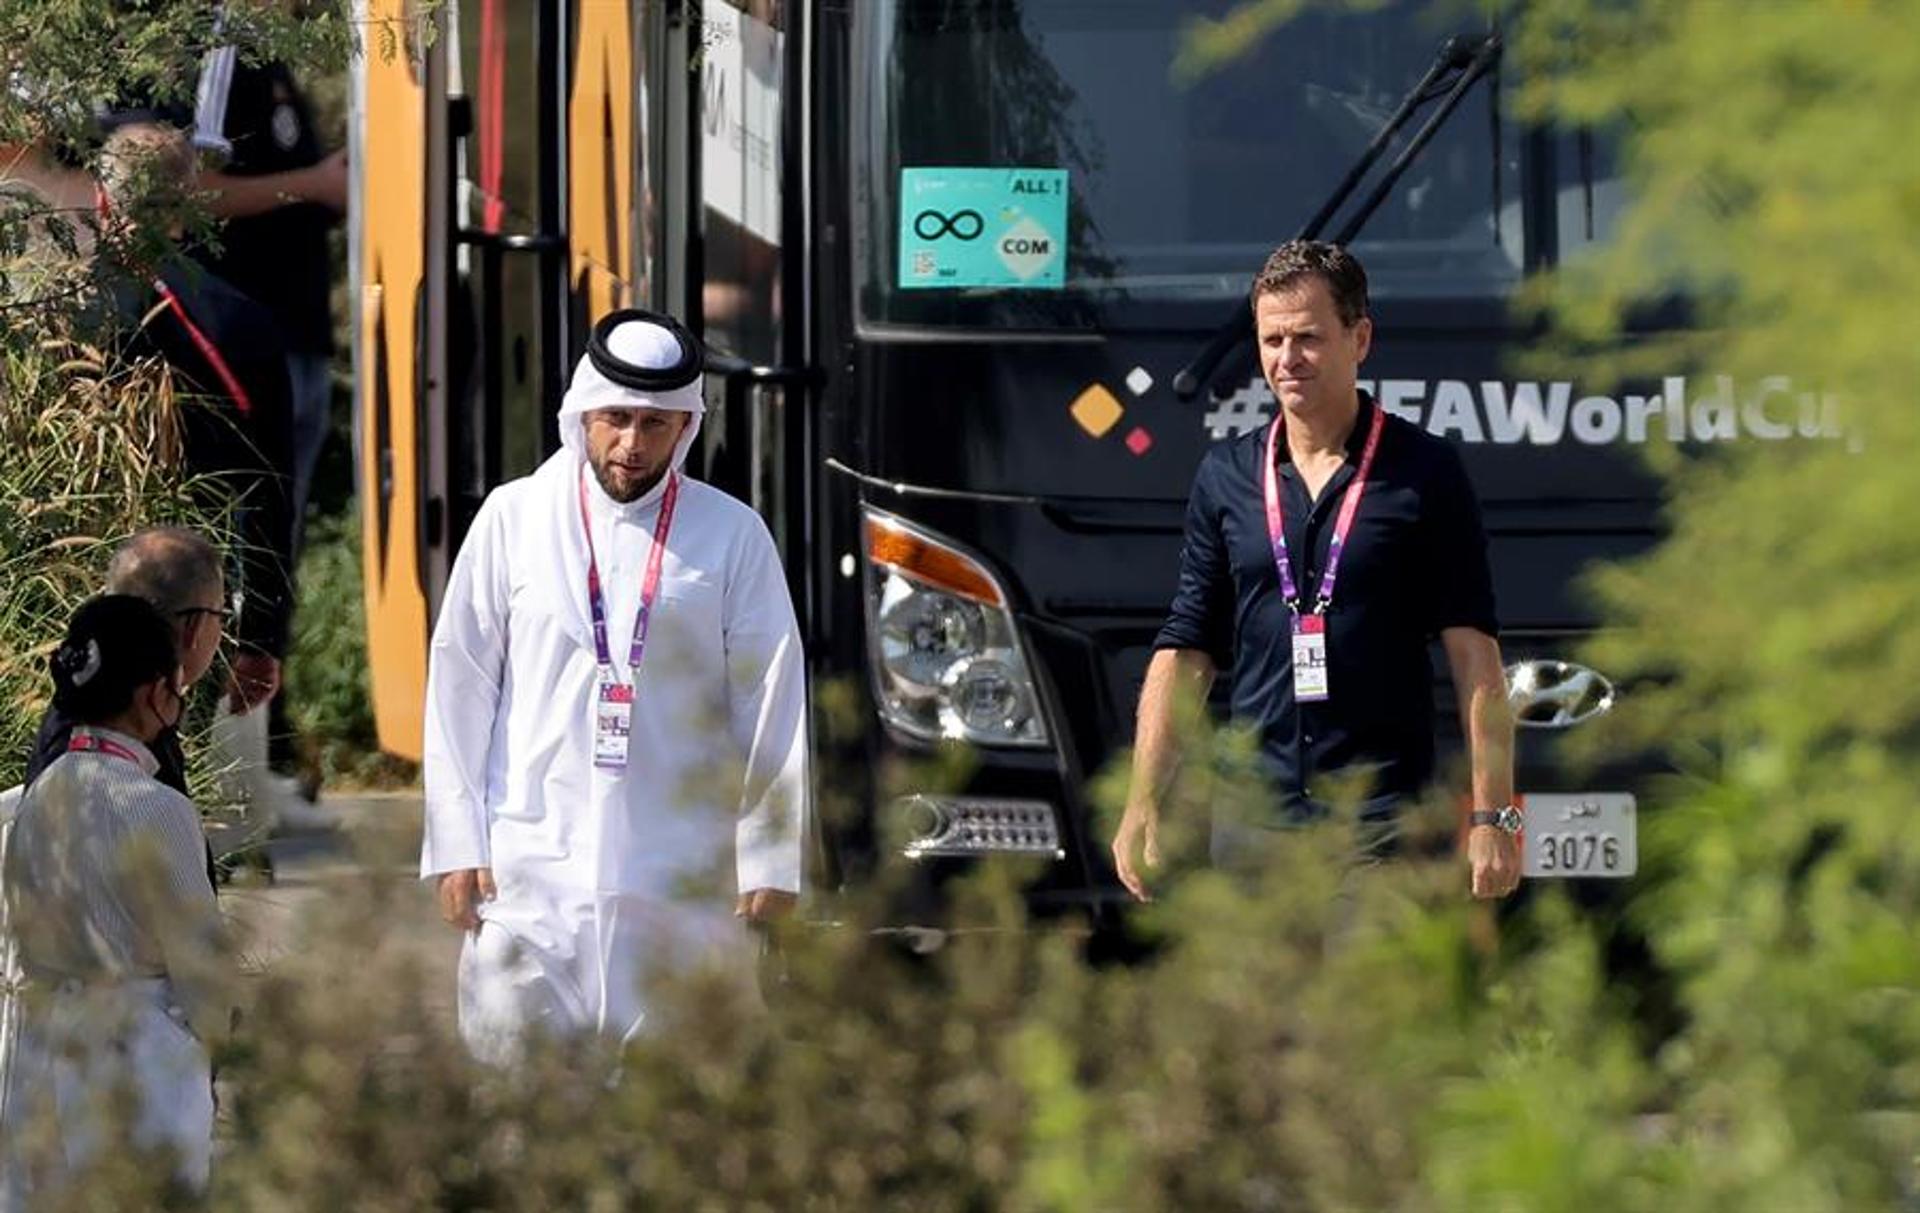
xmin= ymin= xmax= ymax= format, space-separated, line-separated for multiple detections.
xmin=421 ymin=445 xmax=808 ymax=1061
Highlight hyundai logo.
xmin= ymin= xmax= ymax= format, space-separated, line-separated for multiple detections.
xmin=1506 ymin=659 xmax=1616 ymax=729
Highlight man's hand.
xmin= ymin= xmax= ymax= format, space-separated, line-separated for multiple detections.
xmin=1468 ymin=825 xmax=1521 ymax=899
xmin=302 ymin=148 xmax=348 ymax=213
xmin=1111 ymin=805 xmax=1162 ymax=903
xmin=224 ymin=651 xmax=282 ymax=714
xmin=438 ymin=868 xmax=496 ymax=931
xmin=1114 ymin=650 xmax=1214 ymax=905
xmin=735 ymin=888 xmax=797 ymax=922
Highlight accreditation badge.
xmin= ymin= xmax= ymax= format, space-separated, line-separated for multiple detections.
xmin=593 ymin=675 xmax=636 ymax=769
xmin=1292 ymin=614 xmax=1330 ymax=703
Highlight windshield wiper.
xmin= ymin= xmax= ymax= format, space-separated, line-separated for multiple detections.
xmin=1170 ymin=31 xmax=1505 ymax=401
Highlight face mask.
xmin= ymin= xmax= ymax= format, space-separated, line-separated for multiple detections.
xmin=150 ymin=678 xmax=186 ymax=735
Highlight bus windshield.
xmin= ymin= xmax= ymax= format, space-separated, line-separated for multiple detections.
xmin=856 ymin=0 xmax=1522 ymax=329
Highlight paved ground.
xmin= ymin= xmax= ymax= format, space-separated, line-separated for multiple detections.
xmin=216 ymin=791 xmax=461 ymax=1015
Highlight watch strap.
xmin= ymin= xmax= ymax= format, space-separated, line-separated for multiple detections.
xmin=1470 ymin=806 xmax=1523 ymax=833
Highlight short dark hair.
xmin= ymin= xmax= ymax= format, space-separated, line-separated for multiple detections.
xmin=105 ymin=527 xmax=223 ymax=618
xmin=1249 ymin=241 xmax=1370 ymax=328
xmin=50 ymin=595 xmax=179 ymax=724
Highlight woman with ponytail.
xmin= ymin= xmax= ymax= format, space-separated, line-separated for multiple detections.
xmin=0 ymin=595 xmax=230 ymax=1203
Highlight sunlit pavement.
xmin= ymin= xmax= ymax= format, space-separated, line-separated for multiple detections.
xmin=215 ymin=791 xmax=459 ymax=1018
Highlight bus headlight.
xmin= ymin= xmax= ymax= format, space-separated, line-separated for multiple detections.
xmin=864 ymin=509 xmax=1050 ymax=748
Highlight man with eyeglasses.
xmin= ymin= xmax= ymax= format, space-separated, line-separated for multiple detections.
xmin=24 ymin=528 xmax=243 ymax=796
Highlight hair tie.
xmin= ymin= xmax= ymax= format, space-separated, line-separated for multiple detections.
xmin=57 ymin=638 xmax=104 ymax=687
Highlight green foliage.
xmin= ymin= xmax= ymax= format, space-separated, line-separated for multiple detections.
xmin=0 ymin=0 xmax=357 ymax=150
xmin=0 ymin=0 xmax=388 ymax=789
xmin=1173 ymin=0 xmax=1393 ymax=84
xmin=13 ymin=0 xmax=1920 ymax=1207
xmin=282 ymin=510 xmax=415 ymax=787
xmin=1539 ymin=0 xmax=1920 ymax=1164
xmin=6 ymin=799 xmax=1514 ymax=1211
xmin=1448 ymin=0 xmax=1920 ymax=1207
xmin=0 ymin=0 xmax=356 ymax=322
xmin=0 ymin=329 xmax=210 ymax=790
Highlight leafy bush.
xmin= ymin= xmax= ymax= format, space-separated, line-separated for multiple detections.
xmin=0 ymin=331 xmax=210 ymax=790
xmin=282 ymin=510 xmax=417 ymax=787
xmin=12 ymin=1 xmax=1920 ymax=1209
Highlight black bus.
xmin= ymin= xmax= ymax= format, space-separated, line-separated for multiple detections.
xmin=355 ymin=0 xmax=1799 ymax=930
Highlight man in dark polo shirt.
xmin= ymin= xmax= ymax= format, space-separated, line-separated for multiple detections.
xmin=1112 ymin=241 xmax=1521 ymax=900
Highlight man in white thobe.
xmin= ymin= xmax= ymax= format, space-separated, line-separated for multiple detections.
xmin=421 ymin=310 xmax=807 ymax=1062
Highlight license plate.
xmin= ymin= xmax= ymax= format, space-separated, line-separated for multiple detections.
xmin=1522 ymin=793 xmax=1637 ymax=879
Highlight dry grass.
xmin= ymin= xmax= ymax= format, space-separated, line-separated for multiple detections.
xmin=0 ymin=325 xmax=214 ymax=787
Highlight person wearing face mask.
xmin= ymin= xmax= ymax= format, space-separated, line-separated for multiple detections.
xmin=24 ymin=527 xmax=231 ymax=798
xmin=421 ymin=309 xmax=809 ymax=1064
xmin=0 ymin=596 xmax=232 ymax=1203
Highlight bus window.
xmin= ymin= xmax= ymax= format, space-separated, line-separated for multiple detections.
xmin=631 ymin=0 xmax=662 ymax=310
xmin=855 ymin=0 xmax=1522 ymax=329
xmin=700 ymin=0 xmax=785 ymax=363
xmin=459 ymin=0 xmax=558 ymax=482
xmin=694 ymin=0 xmax=794 ymax=544
xmin=1556 ymin=128 xmax=1631 ymax=264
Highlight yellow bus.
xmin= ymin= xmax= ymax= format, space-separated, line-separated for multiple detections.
xmin=352 ymin=0 xmax=679 ymax=759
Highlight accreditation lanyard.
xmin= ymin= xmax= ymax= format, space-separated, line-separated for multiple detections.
xmin=93 ymin=185 xmax=253 ymax=420
xmin=153 ymin=280 xmax=253 ymax=418
xmin=1262 ymin=404 xmax=1386 ymax=703
xmin=68 ymin=731 xmax=147 ymax=767
xmin=579 ymin=466 xmax=682 ymax=770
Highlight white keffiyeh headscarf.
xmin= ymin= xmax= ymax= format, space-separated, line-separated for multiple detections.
xmin=556 ymin=310 xmax=706 ymax=474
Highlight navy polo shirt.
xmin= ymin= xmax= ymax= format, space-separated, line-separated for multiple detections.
xmin=1154 ymin=391 xmax=1498 ymax=817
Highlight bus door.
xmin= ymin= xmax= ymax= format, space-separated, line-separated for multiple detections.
xmin=353 ymin=0 xmax=439 ymax=759
xmin=570 ymin=0 xmax=672 ymax=334
xmin=686 ymin=0 xmax=817 ymax=620
xmin=449 ymin=0 xmax=571 ymax=547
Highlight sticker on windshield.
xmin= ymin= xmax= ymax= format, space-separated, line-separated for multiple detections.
xmin=897 ymin=167 xmax=1067 ymax=290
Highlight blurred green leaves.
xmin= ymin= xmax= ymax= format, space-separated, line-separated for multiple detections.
xmin=14 ymin=0 xmax=1920 ymax=1206
xmin=282 ymin=510 xmax=416 ymax=786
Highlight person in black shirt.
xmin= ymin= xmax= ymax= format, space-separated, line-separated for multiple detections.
xmin=90 ymin=122 xmax=293 ymax=712
xmin=1113 ymin=241 xmax=1521 ymax=901
xmin=195 ymin=56 xmax=343 ymax=803
xmin=198 ymin=56 xmax=345 ymax=550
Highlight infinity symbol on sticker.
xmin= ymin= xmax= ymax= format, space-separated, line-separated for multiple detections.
xmin=913 ymin=208 xmax=985 ymax=241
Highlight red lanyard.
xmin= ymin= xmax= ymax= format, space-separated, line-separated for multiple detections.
xmin=154 ymin=281 xmax=254 ymax=418
xmin=68 ymin=731 xmax=146 ymax=766
xmin=1262 ymin=403 xmax=1387 ymax=615
xmin=578 ymin=465 xmax=681 ymax=680
xmin=93 ymin=184 xmax=252 ymax=418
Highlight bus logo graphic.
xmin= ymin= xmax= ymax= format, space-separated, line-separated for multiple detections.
xmin=897 ymin=167 xmax=1068 ymax=290
xmin=912 ymin=209 xmax=984 ymax=241
xmin=1203 ymin=373 xmax=1849 ymax=447
xmin=996 ymin=217 xmax=1056 ymax=281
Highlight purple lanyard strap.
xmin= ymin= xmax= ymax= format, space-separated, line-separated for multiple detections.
xmin=579 ymin=466 xmax=682 ymax=679
xmin=1261 ymin=404 xmax=1386 ymax=615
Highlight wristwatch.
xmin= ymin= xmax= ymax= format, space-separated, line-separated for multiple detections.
xmin=1469 ymin=805 xmax=1524 ymax=834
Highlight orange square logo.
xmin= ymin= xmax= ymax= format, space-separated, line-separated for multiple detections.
xmin=1069 ymin=384 xmax=1124 ymax=438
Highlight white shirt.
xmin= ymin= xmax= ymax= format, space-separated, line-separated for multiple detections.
xmin=2 ymin=729 xmax=226 ymax=1039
